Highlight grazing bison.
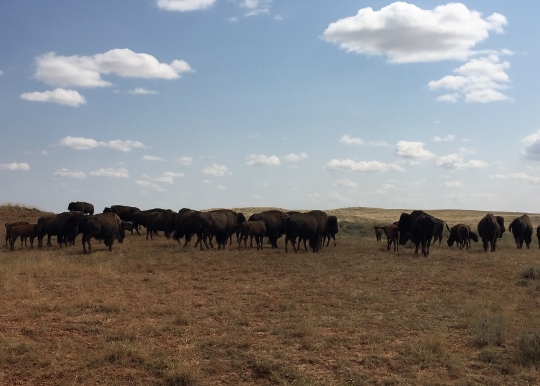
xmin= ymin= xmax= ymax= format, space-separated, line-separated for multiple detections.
xmin=431 ymin=218 xmax=450 ymax=245
xmin=145 ymin=209 xmax=177 ymax=240
xmin=68 ymin=201 xmax=94 ymax=215
xmin=238 ymin=220 xmax=266 ymax=250
xmin=197 ymin=209 xmax=246 ymax=250
xmin=5 ymin=221 xmax=30 ymax=247
xmin=131 ymin=208 xmax=167 ymax=236
xmin=447 ymin=224 xmax=477 ymax=249
xmin=79 ymin=212 xmax=125 ymax=253
xmin=37 ymin=211 xmax=86 ymax=247
xmin=477 ymin=214 xmax=505 ymax=252
xmin=248 ymin=210 xmax=289 ymax=248
xmin=382 ymin=224 xmax=399 ymax=252
xmin=323 ymin=216 xmax=339 ymax=247
xmin=397 ymin=210 xmax=437 ymax=257
xmin=9 ymin=224 xmax=41 ymax=251
xmin=509 ymin=214 xmax=533 ymax=249
xmin=374 ymin=226 xmax=383 ymax=243
xmin=284 ymin=212 xmax=321 ymax=253
xmin=103 ymin=205 xmax=141 ymax=234
xmin=173 ymin=208 xmax=202 ymax=247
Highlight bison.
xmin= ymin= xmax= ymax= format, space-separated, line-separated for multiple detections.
xmin=5 ymin=221 xmax=30 ymax=247
xmin=103 ymin=205 xmax=141 ymax=234
xmin=477 ymin=214 xmax=505 ymax=252
xmin=323 ymin=215 xmax=339 ymax=247
xmin=145 ymin=209 xmax=177 ymax=240
xmin=382 ymin=224 xmax=399 ymax=252
xmin=397 ymin=210 xmax=437 ymax=257
xmin=373 ymin=226 xmax=383 ymax=243
xmin=37 ymin=211 xmax=86 ymax=247
xmin=284 ymin=212 xmax=321 ymax=253
xmin=79 ymin=212 xmax=125 ymax=253
xmin=238 ymin=220 xmax=266 ymax=250
xmin=68 ymin=201 xmax=94 ymax=215
xmin=509 ymin=214 xmax=533 ymax=249
xmin=431 ymin=218 xmax=450 ymax=245
xmin=9 ymin=224 xmax=41 ymax=251
xmin=447 ymin=224 xmax=478 ymax=250
xmin=248 ymin=210 xmax=289 ymax=248
xmin=197 ymin=209 xmax=246 ymax=250
xmin=173 ymin=208 xmax=202 ymax=247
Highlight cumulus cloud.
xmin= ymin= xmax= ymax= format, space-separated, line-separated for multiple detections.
xmin=136 ymin=179 xmax=167 ymax=192
xmin=58 ymin=136 xmax=145 ymax=152
xmin=0 ymin=162 xmax=30 ymax=171
xmin=128 ymin=87 xmax=159 ymax=95
xmin=143 ymin=155 xmax=164 ymax=161
xmin=20 ymin=88 xmax=86 ymax=107
xmin=429 ymin=55 xmax=512 ymax=103
xmin=90 ymin=168 xmax=129 ymax=178
xmin=202 ymin=164 xmax=229 ymax=176
xmin=283 ymin=152 xmax=308 ymax=162
xmin=445 ymin=181 xmax=464 ymax=188
xmin=326 ymin=159 xmax=404 ymax=172
xmin=433 ymin=135 xmax=455 ymax=142
xmin=375 ymin=184 xmax=397 ymax=194
xmin=521 ymin=130 xmax=540 ymax=161
xmin=395 ymin=141 xmax=435 ymax=160
xmin=240 ymin=0 xmax=271 ymax=16
xmin=333 ymin=179 xmax=358 ymax=188
xmin=322 ymin=2 xmax=506 ymax=63
xmin=53 ymin=169 xmax=87 ymax=179
xmin=33 ymin=49 xmax=193 ymax=88
xmin=246 ymin=154 xmax=280 ymax=166
xmin=435 ymin=153 xmax=489 ymax=169
xmin=340 ymin=135 xmax=389 ymax=147
xmin=156 ymin=0 xmax=216 ymax=12
xmin=177 ymin=156 xmax=193 ymax=165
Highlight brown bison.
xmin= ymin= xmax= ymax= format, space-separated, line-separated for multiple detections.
xmin=9 ymin=224 xmax=41 ymax=251
xmin=248 ymin=210 xmax=289 ymax=248
xmin=238 ymin=220 xmax=266 ymax=250
xmin=323 ymin=215 xmax=339 ymax=247
xmin=373 ymin=226 xmax=383 ymax=243
xmin=68 ymin=201 xmax=94 ymax=215
xmin=79 ymin=212 xmax=125 ymax=253
xmin=447 ymin=224 xmax=478 ymax=250
xmin=431 ymin=218 xmax=450 ymax=245
xmin=145 ymin=209 xmax=177 ymax=240
xmin=197 ymin=209 xmax=246 ymax=250
xmin=477 ymin=214 xmax=505 ymax=252
xmin=284 ymin=212 xmax=321 ymax=253
xmin=509 ymin=214 xmax=533 ymax=249
xmin=5 ymin=221 xmax=30 ymax=247
xmin=537 ymin=225 xmax=540 ymax=249
xmin=397 ymin=210 xmax=437 ymax=257
xmin=382 ymin=224 xmax=399 ymax=252
xmin=37 ymin=211 xmax=86 ymax=247
xmin=103 ymin=205 xmax=141 ymax=234
xmin=173 ymin=208 xmax=202 ymax=247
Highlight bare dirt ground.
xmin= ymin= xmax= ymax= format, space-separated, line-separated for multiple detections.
xmin=2 ymin=205 xmax=540 ymax=385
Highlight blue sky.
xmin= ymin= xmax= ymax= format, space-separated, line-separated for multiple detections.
xmin=1 ymin=1 xmax=540 ymax=213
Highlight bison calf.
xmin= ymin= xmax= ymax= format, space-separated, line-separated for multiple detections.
xmin=238 ymin=221 xmax=266 ymax=250
xmin=9 ymin=224 xmax=41 ymax=251
xmin=382 ymin=224 xmax=399 ymax=252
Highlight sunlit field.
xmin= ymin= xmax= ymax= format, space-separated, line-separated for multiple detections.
xmin=2 ymin=204 xmax=540 ymax=385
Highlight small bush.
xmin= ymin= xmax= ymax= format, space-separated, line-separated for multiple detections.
xmin=521 ymin=267 xmax=540 ymax=280
xmin=474 ymin=314 xmax=506 ymax=347
xmin=517 ymin=331 xmax=540 ymax=365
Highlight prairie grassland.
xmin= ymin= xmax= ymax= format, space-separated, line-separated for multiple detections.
xmin=2 ymin=205 xmax=540 ymax=385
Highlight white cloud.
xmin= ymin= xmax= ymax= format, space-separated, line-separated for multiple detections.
xmin=509 ymin=172 xmax=540 ymax=184
xmin=340 ymin=135 xmax=364 ymax=146
xmin=53 ymin=169 xmax=87 ymax=179
xmin=143 ymin=155 xmax=164 ymax=161
xmin=521 ymin=130 xmax=540 ymax=160
xmin=445 ymin=181 xmax=464 ymax=188
xmin=246 ymin=154 xmax=280 ymax=166
xmin=375 ymin=184 xmax=397 ymax=194
xmin=433 ymin=135 xmax=455 ymax=142
xmin=489 ymin=174 xmax=508 ymax=180
xmin=240 ymin=0 xmax=271 ymax=16
xmin=33 ymin=49 xmax=193 ymax=88
xmin=429 ymin=55 xmax=512 ymax=103
xmin=326 ymin=159 xmax=404 ymax=172
xmin=177 ymin=156 xmax=193 ymax=165
xmin=283 ymin=152 xmax=308 ymax=162
xmin=333 ymin=179 xmax=358 ymax=188
xmin=57 ymin=136 xmax=146 ymax=152
xmin=395 ymin=141 xmax=435 ymax=160
xmin=20 ymin=88 xmax=86 ymax=107
xmin=435 ymin=153 xmax=488 ymax=169
xmin=322 ymin=2 xmax=506 ymax=63
xmin=0 ymin=163 xmax=30 ymax=171
xmin=136 ymin=179 xmax=167 ymax=192
xmin=202 ymin=164 xmax=229 ymax=176
xmin=156 ymin=0 xmax=216 ymax=12
xmin=128 ymin=87 xmax=159 ymax=95
xmin=90 ymin=168 xmax=130 ymax=178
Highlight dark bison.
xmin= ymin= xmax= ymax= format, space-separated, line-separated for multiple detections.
xmin=145 ymin=209 xmax=177 ymax=240
xmin=173 ymin=208 xmax=202 ymax=247
xmin=447 ymin=224 xmax=478 ymax=250
xmin=5 ymin=221 xmax=30 ymax=247
xmin=37 ymin=211 xmax=86 ymax=247
xmin=323 ymin=215 xmax=339 ymax=247
xmin=477 ymin=214 xmax=505 ymax=252
xmin=381 ymin=224 xmax=399 ymax=252
xmin=431 ymin=218 xmax=450 ymax=245
xmin=284 ymin=212 xmax=321 ymax=253
xmin=131 ymin=208 xmax=167 ymax=236
xmin=248 ymin=210 xmax=289 ymax=248
xmin=68 ymin=201 xmax=94 ymax=215
xmin=374 ymin=226 xmax=383 ymax=243
xmin=397 ymin=210 xmax=437 ymax=257
xmin=197 ymin=209 xmax=246 ymax=250
xmin=238 ymin=220 xmax=266 ymax=250
xmin=537 ymin=226 xmax=540 ymax=249
xmin=509 ymin=214 xmax=533 ymax=249
xmin=103 ymin=205 xmax=141 ymax=234
xmin=9 ymin=224 xmax=41 ymax=251
xmin=79 ymin=212 xmax=125 ymax=253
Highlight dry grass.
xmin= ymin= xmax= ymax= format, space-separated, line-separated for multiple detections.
xmin=2 ymin=204 xmax=540 ymax=385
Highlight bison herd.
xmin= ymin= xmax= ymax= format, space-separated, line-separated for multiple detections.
xmin=374 ymin=210 xmax=539 ymax=256
xmin=4 ymin=202 xmax=539 ymax=256
xmin=4 ymin=202 xmax=339 ymax=254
